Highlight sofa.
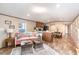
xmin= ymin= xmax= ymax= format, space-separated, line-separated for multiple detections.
xmin=15 ymin=32 xmax=43 ymax=47
xmin=15 ymin=32 xmax=37 ymax=46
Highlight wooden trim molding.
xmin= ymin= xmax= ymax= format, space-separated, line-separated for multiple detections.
xmin=69 ymin=15 xmax=79 ymax=25
xmin=0 ymin=13 xmax=78 ymax=24
xmin=46 ymin=15 xmax=79 ymax=24
xmin=46 ymin=21 xmax=72 ymax=24
xmin=0 ymin=13 xmax=35 ymax=22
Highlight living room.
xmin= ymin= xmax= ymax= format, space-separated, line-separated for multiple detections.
xmin=0 ymin=3 xmax=79 ymax=55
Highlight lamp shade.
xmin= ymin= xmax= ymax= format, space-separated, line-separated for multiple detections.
xmin=7 ymin=29 xmax=13 ymax=33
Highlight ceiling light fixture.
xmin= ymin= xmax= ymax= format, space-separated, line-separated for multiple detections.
xmin=32 ymin=6 xmax=47 ymax=13
xmin=56 ymin=4 xmax=61 ymax=7
xmin=26 ymin=14 xmax=30 ymax=17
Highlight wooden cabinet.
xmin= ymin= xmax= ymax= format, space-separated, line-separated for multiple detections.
xmin=36 ymin=21 xmax=44 ymax=28
xmin=42 ymin=32 xmax=53 ymax=42
xmin=4 ymin=37 xmax=15 ymax=47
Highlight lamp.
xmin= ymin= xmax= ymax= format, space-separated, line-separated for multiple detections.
xmin=7 ymin=29 xmax=13 ymax=38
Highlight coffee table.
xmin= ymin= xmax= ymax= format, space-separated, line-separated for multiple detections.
xmin=21 ymin=40 xmax=33 ymax=55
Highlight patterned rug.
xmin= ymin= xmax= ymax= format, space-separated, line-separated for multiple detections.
xmin=10 ymin=44 xmax=60 ymax=55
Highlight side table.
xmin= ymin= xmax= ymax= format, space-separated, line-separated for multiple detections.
xmin=5 ymin=37 xmax=15 ymax=47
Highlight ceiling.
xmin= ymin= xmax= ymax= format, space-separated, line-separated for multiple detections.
xmin=0 ymin=3 xmax=79 ymax=23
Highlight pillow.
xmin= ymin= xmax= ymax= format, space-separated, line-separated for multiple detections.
xmin=15 ymin=32 xmax=23 ymax=39
xmin=26 ymin=32 xmax=33 ymax=37
xmin=32 ymin=32 xmax=36 ymax=37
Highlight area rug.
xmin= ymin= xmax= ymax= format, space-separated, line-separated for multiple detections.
xmin=10 ymin=44 xmax=60 ymax=55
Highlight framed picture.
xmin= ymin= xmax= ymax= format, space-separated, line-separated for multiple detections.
xmin=5 ymin=20 xmax=12 ymax=25
xmin=9 ymin=25 xmax=15 ymax=29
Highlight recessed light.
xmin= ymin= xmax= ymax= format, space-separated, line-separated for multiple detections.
xmin=26 ymin=14 xmax=30 ymax=17
xmin=32 ymin=6 xmax=47 ymax=13
xmin=56 ymin=4 xmax=61 ymax=7
xmin=47 ymin=20 xmax=50 ymax=22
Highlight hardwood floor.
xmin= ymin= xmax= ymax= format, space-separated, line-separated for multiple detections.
xmin=45 ymin=35 xmax=77 ymax=55
xmin=0 ymin=35 xmax=78 ymax=55
xmin=0 ymin=47 xmax=13 ymax=55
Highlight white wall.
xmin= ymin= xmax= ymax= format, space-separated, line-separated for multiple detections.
xmin=0 ymin=28 xmax=7 ymax=48
xmin=26 ymin=21 xmax=36 ymax=32
xmin=69 ymin=16 xmax=79 ymax=48
xmin=0 ymin=14 xmax=36 ymax=48
xmin=47 ymin=22 xmax=68 ymax=36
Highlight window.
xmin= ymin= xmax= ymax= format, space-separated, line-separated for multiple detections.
xmin=19 ymin=22 xmax=26 ymax=33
